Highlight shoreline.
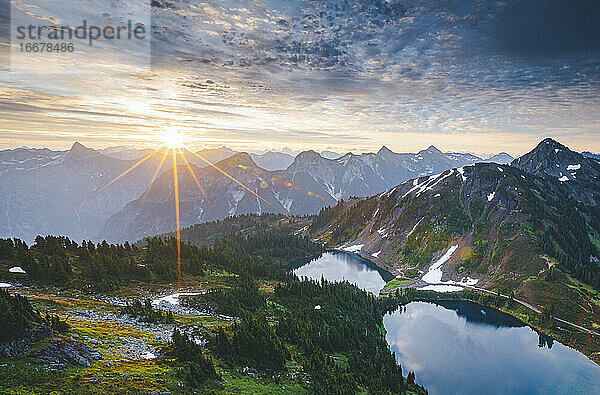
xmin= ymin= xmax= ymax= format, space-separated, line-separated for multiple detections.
xmin=292 ymin=248 xmax=600 ymax=366
xmin=385 ymin=289 xmax=600 ymax=366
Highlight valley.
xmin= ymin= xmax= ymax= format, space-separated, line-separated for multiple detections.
xmin=1 ymin=138 xmax=599 ymax=393
xmin=0 ymin=226 xmax=426 ymax=394
xmin=294 ymin=251 xmax=600 ymax=394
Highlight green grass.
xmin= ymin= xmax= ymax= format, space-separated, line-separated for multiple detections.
xmin=404 ymin=268 xmax=420 ymax=279
xmin=0 ymin=358 xmax=173 ymax=394
xmin=221 ymin=370 xmax=306 ymax=394
xmin=381 ymin=278 xmax=415 ymax=292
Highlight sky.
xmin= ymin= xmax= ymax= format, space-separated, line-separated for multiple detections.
xmin=1 ymin=0 xmax=599 ymax=156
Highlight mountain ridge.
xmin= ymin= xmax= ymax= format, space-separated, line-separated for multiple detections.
xmin=307 ymin=139 xmax=600 ymax=346
xmin=0 ymin=142 xmax=517 ymax=243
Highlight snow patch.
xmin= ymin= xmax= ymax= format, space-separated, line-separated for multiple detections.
xmin=324 ymin=182 xmax=343 ymax=201
xmin=424 ymin=169 xmax=454 ymax=192
xmin=341 ymin=244 xmax=364 ymax=252
xmin=407 ymin=218 xmax=423 ymax=237
xmin=422 ymin=245 xmax=458 ymax=283
xmin=459 ymin=277 xmax=479 ymax=286
xmin=558 ymin=175 xmax=569 ymax=182
xmin=275 ymin=192 xmax=293 ymax=212
xmin=420 ymin=246 xmax=479 ymax=291
xmin=497 ymin=167 xmax=503 ymax=172
xmin=140 ymin=351 xmax=156 ymax=359
xmin=383 ymin=186 xmax=397 ymax=197
xmin=402 ymin=170 xmax=454 ymax=199
xmin=0 ymin=282 xmax=12 ymax=288
xmin=228 ymin=189 xmax=245 ymax=215
xmin=567 ymin=164 xmax=581 ymax=170
xmin=487 ymin=192 xmax=495 ymax=201
xmin=9 ymin=266 xmax=26 ymax=274
xmin=377 ymin=227 xmax=389 ymax=238
xmin=457 ymin=167 xmax=467 ymax=182
xmin=421 ymin=284 xmax=463 ymax=292
xmin=314 ymin=305 xmax=321 ymax=310
xmin=372 ymin=251 xmax=381 ymax=258
xmin=151 ymin=292 xmax=201 ymax=307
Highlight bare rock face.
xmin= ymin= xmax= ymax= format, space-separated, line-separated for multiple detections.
xmin=0 ymin=328 xmax=52 ymax=358
xmin=31 ymin=336 xmax=102 ymax=366
xmin=0 ymin=328 xmax=101 ymax=366
xmin=512 ymin=138 xmax=600 ymax=206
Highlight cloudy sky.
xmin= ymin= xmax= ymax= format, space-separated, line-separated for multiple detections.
xmin=1 ymin=0 xmax=599 ymax=155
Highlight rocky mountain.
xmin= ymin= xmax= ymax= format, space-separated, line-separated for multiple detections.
xmin=97 ymin=153 xmax=292 ymax=242
xmin=484 ymin=152 xmax=513 ymax=164
xmin=320 ymin=150 xmax=343 ymax=160
xmin=99 ymin=145 xmax=237 ymax=166
xmin=195 ymin=146 xmax=237 ymax=164
xmin=308 ymin=139 xmax=600 ymax=330
xmin=0 ymin=143 xmax=171 ymax=243
xmin=98 ymin=146 xmax=156 ymax=161
xmin=98 ymin=144 xmax=516 ymax=242
xmin=0 ymin=147 xmax=67 ymax=172
xmin=0 ymin=143 xmax=225 ymax=243
xmin=512 ymin=138 xmax=596 ymax=181
xmin=250 ymin=151 xmax=295 ymax=171
xmin=279 ymin=145 xmax=504 ymax=208
xmin=0 ymin=142 xmax=519 ymax=243
xmin=512 ymin=138 xmax=600 ymax=206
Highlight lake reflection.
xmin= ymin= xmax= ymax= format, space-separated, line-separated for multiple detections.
xmin=385 ymin=301 xmax=600 ymax=395
xmin=292 ymin=251 xmax=600 ymax=394
xmin=291 ymin=251 xmax=392 ymax=294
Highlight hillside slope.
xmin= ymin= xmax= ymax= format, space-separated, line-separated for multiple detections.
xmin=310 ymin=139 xmax=600 ymax=330
xmin=98 ymin=153 xmax=294 ymax=243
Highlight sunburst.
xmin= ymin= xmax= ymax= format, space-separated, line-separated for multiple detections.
xmin=69 ymin=131 xmax=292 ymax=290
xmin=161 ymin=128 xmax=187 ymax=148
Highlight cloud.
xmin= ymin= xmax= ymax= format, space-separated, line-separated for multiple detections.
xmin=489 ymin=0 xmax=600 ymax=56
xmin=2 ymin=0 xmax=599 ymax=154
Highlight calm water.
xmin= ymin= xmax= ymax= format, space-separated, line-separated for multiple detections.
xmin=291 ymin=251 xmax=392 ymax=294
xmin=292 ymin=251 xmax=600 ymax=395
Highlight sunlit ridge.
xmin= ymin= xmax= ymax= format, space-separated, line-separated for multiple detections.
xmin=177 ymin=148 xmax=216 ymax=218
xmin=62 ymin=140 xmax=292 ymax=290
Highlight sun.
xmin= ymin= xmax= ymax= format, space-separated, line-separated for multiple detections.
xmin=161 ymin=128 xmax=187 ymax=148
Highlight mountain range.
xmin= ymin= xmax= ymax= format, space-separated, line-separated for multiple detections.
xmin=309 ymin=138 xmax=600 ymax=328
xmin=1 ymin=142 xmax=513 ymax=243
xmin=98 ymin=145 xmax=515 ymax=242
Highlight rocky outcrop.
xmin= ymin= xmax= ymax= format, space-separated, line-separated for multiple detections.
xmin=31 ymin=336 xmax=102 ymax=366
xmin=0 ymin=328 xmax=101 ymax=366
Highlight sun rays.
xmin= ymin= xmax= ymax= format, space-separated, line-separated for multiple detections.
xmin=67 ymin=137 xmax=291 ymax=290
xmin=86 ymin=151 xmax=158 ymax=202
xmin=161 ymin=128 xmax=187 ymax=149
xmin=171 ymin=148 xmax=182 ymax=288
xmin=187 ymin=150 xmax=288 ymax=216
xmin=176 ymin=148 xmax=216 ymax=218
